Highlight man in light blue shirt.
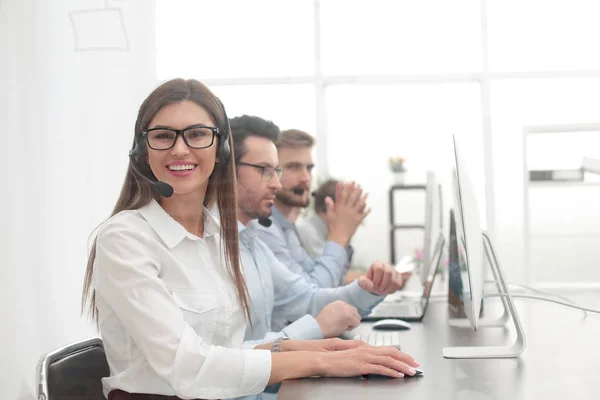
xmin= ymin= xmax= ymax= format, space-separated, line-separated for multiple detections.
xmin=251 ymin=128 xmax=369 ymax=288
xmin=228 ymin=115 xmax=406 ymax=400
xmin=239 ymin=221 xmax=380 ymax=344
xmin=230 ymin=115 xmax=405 ymax=340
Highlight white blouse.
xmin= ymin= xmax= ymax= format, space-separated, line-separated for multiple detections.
xmin=92 ymin=199 xmax=271 ymax=399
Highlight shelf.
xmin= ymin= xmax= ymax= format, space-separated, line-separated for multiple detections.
xmin=527 ymin=181 xmax=600 ymax=188
xmin=391 ymin=224 xmax=425 ymax=230
xmin=389 ymin=183 xmax=427 ymax=264
xmin=390 ymin=184 xmax=426 ymax=190
xmin=530 ymin=232 xmax=600 ymax=239
xmin=522 ymin=125 xmax=600 ymax=284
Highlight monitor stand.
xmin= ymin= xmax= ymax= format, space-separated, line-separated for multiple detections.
xmin=448 ymin=237 xmax=509 ymax=328
xmin=442 ymin=232 xmax=526 ymax=359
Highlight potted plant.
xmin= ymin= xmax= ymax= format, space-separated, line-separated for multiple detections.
xmin=389 ymin=156 xmax=407 ymax=184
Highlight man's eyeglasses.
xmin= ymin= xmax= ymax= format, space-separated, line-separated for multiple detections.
xmin=238 ymin=162 xmax=283 ymax=181
xmin=142 ymin=125 xmax=219 ymax=150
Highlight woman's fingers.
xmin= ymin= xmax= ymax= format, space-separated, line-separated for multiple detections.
xmin=362 ymin=365 xmax=405 ymax=378
xmin=366 ymin=354 xmax=418 ymax=376
xmin=370 ymin=346 xmax=419 ymax=367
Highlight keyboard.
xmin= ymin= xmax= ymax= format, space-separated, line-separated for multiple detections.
xmin=354 ymin=331 xmax=402 ymax=349
xmin=369 ymin=303 xmax=422 ymax=318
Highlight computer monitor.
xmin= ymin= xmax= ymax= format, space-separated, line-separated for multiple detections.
xmin=421 ymin=172 xmax=443 ymax=285
xmin=443 ymin=134 xmax=525 ymax=359
xmin=451 ymin=138 xmax=484 ymax=330
xmin=447 ymin=208 xmax=466 ymax=318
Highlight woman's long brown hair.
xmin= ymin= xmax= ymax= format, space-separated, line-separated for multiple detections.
xmin=81 ymin=78 xmax=251 ymax=326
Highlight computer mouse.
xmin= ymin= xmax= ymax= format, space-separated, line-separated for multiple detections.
xmin=372 ymin=319 xmax=412 ymax=330
xmin=362 ymin=368 xmax=423 ymax=380
xmin=338 ymin=330 xmax=356 ymax=340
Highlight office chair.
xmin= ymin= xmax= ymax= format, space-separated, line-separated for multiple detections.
xmin=36 ymin=337 xmax=109 ymax=400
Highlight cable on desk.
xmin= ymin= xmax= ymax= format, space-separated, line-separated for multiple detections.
xmin=484 ymin=293 xmax=600 ymax=315
xmin=485 ymin=280 xmax=587 ymax=317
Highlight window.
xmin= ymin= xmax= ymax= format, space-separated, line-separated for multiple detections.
xmin=320 ymin=0 xmax=482 ymax=75
xmin=487 ymin=0 xmax=600 ymax=72
xmin=326 ymin=83 xmax=485 ymax=228
xmin=156 ymin=0 xmax=314 ymax=79
xmin=156 ymin=0 xmax=600 ymax=283
xmin=211 ymin=84 xmax=316 ymax=134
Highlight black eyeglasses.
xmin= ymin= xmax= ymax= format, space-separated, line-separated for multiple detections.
xmin=238 ymin=162 xmax=283 ymax=181
xmin=142 ymin=125 xmax=219 ymax=150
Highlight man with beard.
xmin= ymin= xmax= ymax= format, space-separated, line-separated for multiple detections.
xmin=229 ymin=115 xmax=405 ymax=344
xmin=252 ymin=128 xmax=367 ymax=288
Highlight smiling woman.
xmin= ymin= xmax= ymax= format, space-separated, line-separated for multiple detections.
xmin=81 ymin=78 xmax=256 ymax=399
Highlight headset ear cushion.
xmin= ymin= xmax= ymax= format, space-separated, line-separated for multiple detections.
xmin=130 ymin=139 xmax=148 ymax=167
xmin=221 ymin=136 xmax=231 ymax=163
xmin=215 ymin=97 xmax=231 ymax=164
xmin=129 ymin=142 xmax=140 ymax=159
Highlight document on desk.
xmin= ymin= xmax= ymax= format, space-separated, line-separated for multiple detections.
xmin=395 ymin=255 xmax=416 ymax=273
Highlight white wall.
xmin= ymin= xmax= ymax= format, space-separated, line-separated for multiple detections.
xmin=0 ymin=1 xmax=156 ymax=398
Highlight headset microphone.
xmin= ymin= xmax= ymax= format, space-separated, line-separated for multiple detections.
xmin=128 ymin=151 xmax=174 ymax=198
xmin=292 ymin=188 xmax=305 ymax=195
xmin=153 ymin=180 xmax=175 ymax=198
xmin=257 ymin=217 xmax=272 ymax=227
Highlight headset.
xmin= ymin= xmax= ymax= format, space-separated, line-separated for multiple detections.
xmin=128 ymin=97 xmax=231 ymax=198
xmin=311 ymin=191 xmax=327 ymax=213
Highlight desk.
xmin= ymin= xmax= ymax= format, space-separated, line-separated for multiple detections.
xmin=278 ymin=291 xmax=600 ymax=400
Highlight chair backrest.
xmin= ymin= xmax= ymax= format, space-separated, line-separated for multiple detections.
xmin=36 ymin=337 xmax=110 ymax=400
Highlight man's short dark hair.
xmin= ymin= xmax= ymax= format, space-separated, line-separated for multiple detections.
xmin=229 ymin=115 xmax=280 ymax=164
xmin=312 ymin=179 xmax=339 ymax=213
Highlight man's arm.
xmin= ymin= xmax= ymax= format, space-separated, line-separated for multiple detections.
xmin=255 ymin=222 xmax=346 ymax=288
xmin=263 ymin=242 xmax=383 ymax=330
xmin=242 ymin=315 xmax=324 ymax=349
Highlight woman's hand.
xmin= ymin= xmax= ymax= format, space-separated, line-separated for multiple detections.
xmin=315 ymin=345 xmax=420 ymax=378
xmin=282 ymin=338 xmax=367 ymax=353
